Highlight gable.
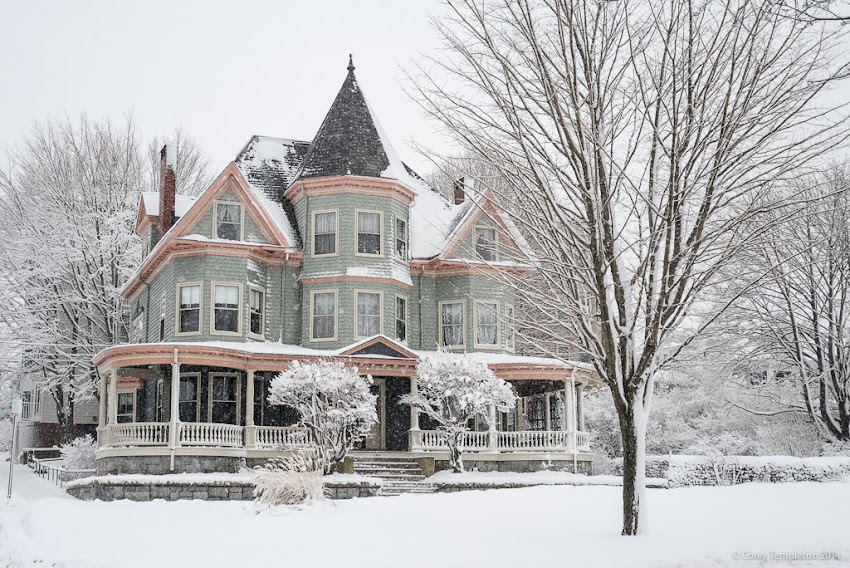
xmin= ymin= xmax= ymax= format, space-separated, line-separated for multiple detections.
xmin=339 ymin=335 xmax=418 ymax=359
xmin=442 ymin=192 xmax=529 ymax=262
xmin=184 ymin=188 xmax=272 ymax=245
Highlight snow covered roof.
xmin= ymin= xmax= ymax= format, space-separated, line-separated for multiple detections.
xmin=234 ymin=135 xmax=311 ymax=247
xmin=140 ymin=192 xmax=197 ymax=219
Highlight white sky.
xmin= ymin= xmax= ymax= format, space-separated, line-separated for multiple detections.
xmin=0 ymin=0 xmax=451 ymax=175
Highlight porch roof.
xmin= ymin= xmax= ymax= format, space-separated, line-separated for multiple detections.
xmin=93 ymin=335 xmax=596 ymax=383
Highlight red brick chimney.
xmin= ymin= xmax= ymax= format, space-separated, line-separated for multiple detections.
xmin=159 ymin=145 xmax=176 ymax=233
xmin=453 ymin=176 xmax=466 ymax=205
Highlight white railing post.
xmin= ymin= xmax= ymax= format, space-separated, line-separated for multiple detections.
xmin=107 ymin=369 xmax=118 ymax=426
xmin=408 ymin=375 xmax=421 ymax=451
xmin=169 ymin=350 xmax=180 ymax=470
xmin=244 ymin=370 xmax=257 ymax=448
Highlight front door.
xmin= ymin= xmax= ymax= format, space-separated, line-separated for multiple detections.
xmin=364 ymin=378 xmax=386 ymax=450
xmin=208 ymin=373 xmax=240 ymax=424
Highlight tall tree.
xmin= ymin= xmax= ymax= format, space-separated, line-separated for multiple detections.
xmin=146 ymin=127 xmax=214 ymax=197
xmin=412 ymin=0 xmax=849 ymax=534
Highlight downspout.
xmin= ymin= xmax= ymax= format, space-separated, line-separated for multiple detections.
xmin=280 ymin=252 xmax=289 ymax=343
xmin=418 ymin=266 xmax=425 ymax=348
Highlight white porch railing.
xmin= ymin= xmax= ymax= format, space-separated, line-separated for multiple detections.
xmin=108 ymin=423 xmax=171 ymax=447
xmin=412 ymin=429 xmax=591 ymax=453
xmin=179 ymin=423 xmax=243 ymax=447
xmin=256 ymin=426 xmax=311 ymax=449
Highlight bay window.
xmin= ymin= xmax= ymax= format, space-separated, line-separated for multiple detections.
xmin=311 ymin=290 xmax=337 ymax=341
xmin=213 ymin=284 xmax=240 ymax=334
xmin=357 ymin=210 xmax=382 ymax=255
xmin=313 ymin=210 xmax=337 ymax=255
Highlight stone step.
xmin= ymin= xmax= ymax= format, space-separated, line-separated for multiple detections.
xmin=353 ymin=465 xmax=423 ymax=473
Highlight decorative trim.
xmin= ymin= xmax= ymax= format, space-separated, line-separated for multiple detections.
xmin=285 ymin=175 xmax=416 ymax=205
xmin=299 ymin=275 xmax=413 ymax=291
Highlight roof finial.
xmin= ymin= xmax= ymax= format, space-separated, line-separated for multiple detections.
xmin=347 ymin=54 xmax=355 ymax=73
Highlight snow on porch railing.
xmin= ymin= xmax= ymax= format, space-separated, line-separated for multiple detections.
xmin=255 ymin=426 xmax=311 ymax=449
xmin=413 ymin=430 xmax=491 ymax=451
xmin=108 ymin=423 xmax=170 ymax=447
xmin=498 ymin=430 xmax=567 ymax=451
xmin=179 ymin=423 xmax=243 ymax=447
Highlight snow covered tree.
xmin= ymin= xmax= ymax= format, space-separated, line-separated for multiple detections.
xmin=401 ymin=351 xmax=516 ymax=473
xmin=412 ymin=0 xmax=849 ymax=534
xmin=267 ymin=360 xmax=377 ymax=474
xmin=146 ymin=127 xmax=214 ymax=197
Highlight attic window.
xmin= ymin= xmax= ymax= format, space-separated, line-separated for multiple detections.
xmin=475 ymin=226 xmax=497 ymax=261
xmin=215 ymin=202 xmax=242 ymax=241
xmin=357 ymin=210 xmax=382 ymax=255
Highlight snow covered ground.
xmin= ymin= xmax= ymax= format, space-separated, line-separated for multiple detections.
xmin=2 ymin=455 xmax=849 ymax=568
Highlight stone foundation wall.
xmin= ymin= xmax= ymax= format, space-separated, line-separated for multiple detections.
xmin=68 ymin=482 xmax=254 ymax=502
xmin=436 ymin=458 xmax=592 ymax=475
xmin=96 ymin=455 xmax=244 ymax=475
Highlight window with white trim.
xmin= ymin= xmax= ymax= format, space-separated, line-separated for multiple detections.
xmin=159 ymin=295 xmax=166 ymax=341
xmin=311 ymin=291 xmax=337 ymax=340
xmin=476 ymin=301 xmax=499 ymax=346
xmin=21 ymin=391 xmax=33 ymax=420
xmin=474 ymin=226 xmax=497 ymax=261
xmin=117 ymin=391 xmax=135 ymax=423
xmin=178 ymin=284 xmax=201 ymax=334
xmin=395 ymin=217 xmax=408 ymax=260
xmin=440 ymin=302 xmax=465 ymax=347
xmin=213 ymin=284 xmax=240 ymax=333
xmin=313 ymin=211 xmax=337 ymax=255
xmin=357 ymin=211 xmax=382 ymax=255
xmin=249 ymin=288 xmax=264 ymax=337
xmin=395 ymin=296 xmax=407 ymax=341
xmin=356 ymin=291 xmax=382 ymax=338
xmin=179 ymin=374 xmax=200 ymax=422
xmin=504 ymin=304 xmax=516 ymax=350
xmin=215 ymin=202 xmax=242 ymax=240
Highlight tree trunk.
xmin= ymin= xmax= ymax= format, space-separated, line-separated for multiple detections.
xmin=615 ymin=392 xmax=648 ymax=536
xmin=448 ymin=430 xmax=465 ymax=473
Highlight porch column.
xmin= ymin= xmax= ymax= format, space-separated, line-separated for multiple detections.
xmin=107 ymin=369 xmax=118 ymax=426
xmin=544 ymin=392 xmax=552 ymax=431
xmin=244 ymin=370 xmax=257 ymax=448
xmin=488 ymin=404 xmax=498 ymax=451
xmin=168 ymin=351 xmax=181 ymax=465
xmin=564 ymin=379 xmax=576 ymax=451
xmin=576 ymin=383 xmax=585 ymax=432
xmin=408 ymin=375 xmax=420 ymax=451
xmin=98 ymin=371 xmax=107 ymax=428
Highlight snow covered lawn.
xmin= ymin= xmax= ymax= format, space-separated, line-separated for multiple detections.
xmin=2 ymin=459 xmax=849 ymax=568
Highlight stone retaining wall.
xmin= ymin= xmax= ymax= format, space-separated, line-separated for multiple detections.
xmin=96 ymin=455 xmax=243 ymax=476
xmin=436 ymin=459 xmax=592 ymax=475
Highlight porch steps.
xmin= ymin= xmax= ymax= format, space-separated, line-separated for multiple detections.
xmin=351 ymin=456 xmax=438 ymax=497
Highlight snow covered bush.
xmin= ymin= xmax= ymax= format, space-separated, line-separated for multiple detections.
xmin=252 ymin=451 xmax=323 ymax=506
xmin=401 ymin=351 xmax=516 ymax=473
xmin=268 ymin=360 xmax=377 ymax=474
xmin=0 ymin=419 xmax=13 ymax=453
xmin=60 ymin=434 xmax=96 ymax=470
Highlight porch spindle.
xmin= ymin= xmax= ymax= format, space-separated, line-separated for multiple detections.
xmin=544 ymin=392 xmax=552 ymax=432
xmin=245 ymin=370 xmax=257 ymax=448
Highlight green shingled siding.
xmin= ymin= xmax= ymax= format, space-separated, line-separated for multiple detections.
xmin=192 ymin=188 xmax=270 ymax=244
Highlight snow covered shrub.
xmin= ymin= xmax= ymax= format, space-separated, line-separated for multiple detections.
xmin=60 ymin=434 xmax=96 ymax=470
xmin=252 ymin=452 xmax=323 ymax=506
xmin=268 ymin=360 xmax=377 ymax=474
xmin=755 ymin=416 xmax=824 ymax=457
xmin=0 ymin=420 xmax=13 ymax=453
xmin=401 ymin=350 xmax=516 ymax=473
xmin=685 ymin=433 xmax=757 ymax=486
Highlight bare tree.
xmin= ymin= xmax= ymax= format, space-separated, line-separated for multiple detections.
xmin=0 ymin=115 xmax=143 ymax=443
xmin=411 ymin=0 xmax=849 ymax=534
xmin=146 ymin=127 xmax=214 ymax=196
xmin=733 ymin=166 xmax=850 ymax=442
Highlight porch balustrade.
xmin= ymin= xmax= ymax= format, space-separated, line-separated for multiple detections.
xmin=255 ymin=426 xmax=311 ymax=449
xmin=410 ymin=429 xmax=590 ymax=453
xmin=108 ymin=422 xmax=171 ymax=447
xmin=178 ymin=423 xmax=243 ymax=447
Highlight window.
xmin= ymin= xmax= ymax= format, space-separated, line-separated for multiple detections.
xmin=395 ymin=217 xmax=408 ymax=260
xmin=527 ymin=396 xmax=545 ymax=431
xmin=357 ymin=210 xmax=382 ymax=255
xmin=209 ymin=374 xmax=239 ymax=425
xmin=356 ymin=291 xmax=382 ymax=338
xmin=395 ymin=296 xmax=407 ymax=341
xmin=117 ymin=392 xmax=135 ymax=423
xmin=249 ymin=288 xmax=264 ymax=337
xmin=311 ymin=290 xmax=337 ymax=341
xmin=476 ymin=302 xmax=499 ymax=347
xmin=213 ymin=284 xmax=240 ymax=334
xmin=179 ymin=374 xmax=200 ymax=422
xmin=21 ymin=391 xmax=33 ymax=420
xmin=440 ymin=301 xmax=465 ymax=347
xmin=177 ymin=284 xmax=201 ymax=334
xmin=155 ymin=379 xmax=164 ymax=422
xmin=579 ymin=290 xmax=592 ymax=316
xmin=159 ymin=295 xmax=166 ymax=341
xmin=474 ymin=226 xmax=497 ymax=261
xmin=504 ymin=304 xmax=516 ymax=350
xmin=215 ymin=202 xmax=242 ymax=240
xmin=313 ymin=211 xmax=337 ymax=255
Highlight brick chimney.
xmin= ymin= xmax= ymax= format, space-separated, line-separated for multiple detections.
xmin=159 ymin=145 xmax=177 ymax=233
xmin=453 ymin=176 xmax=466 ymax=205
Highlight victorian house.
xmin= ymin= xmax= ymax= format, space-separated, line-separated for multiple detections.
xmin=92 ymin=59 xmax=594 ymax=475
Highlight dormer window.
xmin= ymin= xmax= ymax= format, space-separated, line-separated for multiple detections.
xmin=357 ymin=210 xmax=383 ymax=255
xmin=215 ymin=202 xmax=242 ymax=241
xmin=475 ymin=226 xmax=497 ymax=261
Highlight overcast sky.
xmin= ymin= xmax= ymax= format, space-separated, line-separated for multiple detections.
xmin=0 ymin=0 xmax=450 ymax=175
